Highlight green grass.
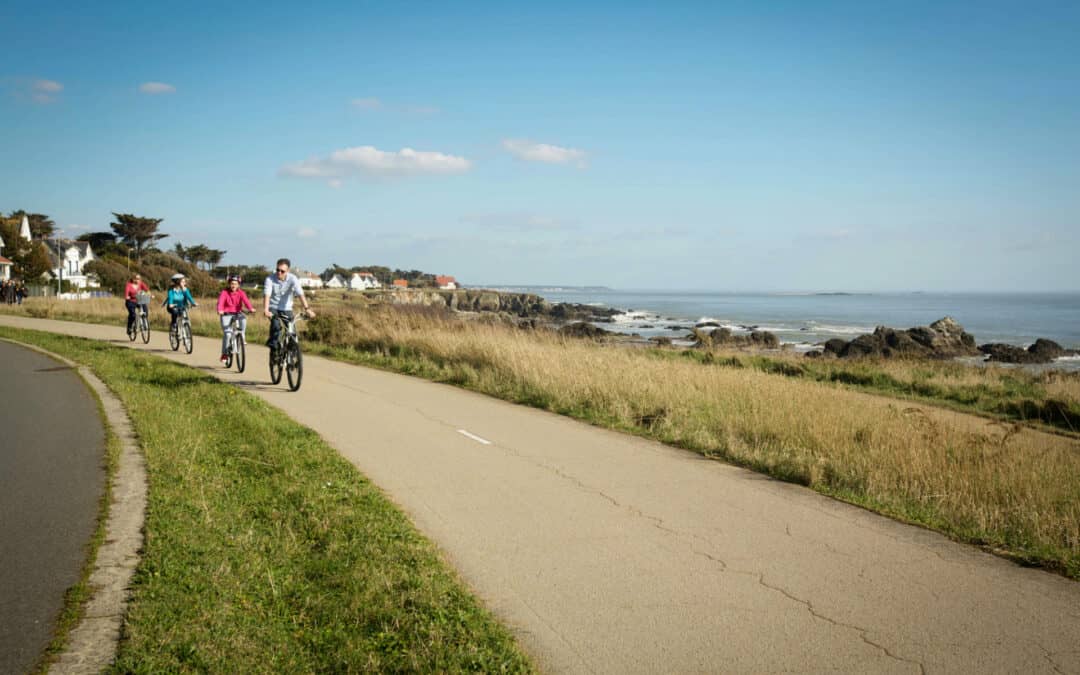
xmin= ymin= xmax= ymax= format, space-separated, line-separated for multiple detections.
xmin=0 ymin=327 xmax=531 ymax=673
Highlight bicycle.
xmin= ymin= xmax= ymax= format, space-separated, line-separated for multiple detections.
xmin=169 ymin=306 xmax=194 ymax=354
xmin=223 ymin=312 xmax=247 ymax=372
xmin=136 ymin=291 xmax=151 ymax=344
xmin=269 ymin=311 xmax=305 ymax=391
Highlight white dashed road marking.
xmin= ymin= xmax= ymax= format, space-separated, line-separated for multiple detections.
xmin=456 ymin=429 xmax=492 ymax=445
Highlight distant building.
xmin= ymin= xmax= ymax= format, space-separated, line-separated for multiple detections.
xmin=294 ymin=269 xmax=324 ymax=289
xmin=435 ymin=275 xmax=458 ymax=290
xmin=47 ymin=239 xmax=99 ymax=289
xmin=349 ymin=272 xmax=381 ymax=290
xmin=392 ymin=279 xmax=409 ymax=288
xmin=0 ymin=234 xmax=12 ymax=280
xmin=325 ymin=274 xmax=346 ymax=289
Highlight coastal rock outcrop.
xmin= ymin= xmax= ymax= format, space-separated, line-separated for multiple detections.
xmin=818 ymin=316 xmax=981 ymax=359
xmin=978 ymin=339 xmax=1078 ymax=364
xmin=692 ymin=326 xmax=780 ymax=350
xmin=559 ymin=322 xmax=613 ymax=340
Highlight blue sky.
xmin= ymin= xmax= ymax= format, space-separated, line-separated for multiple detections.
xmin=2 ymin=0 xmax=1078 ymax=291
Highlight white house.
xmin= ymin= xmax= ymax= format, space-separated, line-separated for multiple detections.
xmin=47 ymin=239 xmax=99 ymax=289
xmin=349 ymin=272 xmax=381 ymax=290
xmin=294 ymin=269 xmax=324 ymax=289
xmin=435 ymin=275 xmax=458 ymax=290
xmin=0 ymin=233 xmax=12 ymax=280
xmin=325 ymin=274 xmax=346 ymax=289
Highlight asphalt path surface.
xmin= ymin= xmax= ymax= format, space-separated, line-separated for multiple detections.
xmin=1 ymin=315 xmax=1079 ymax=673
xmin=0 ymin=340 xmax=106 ymax=675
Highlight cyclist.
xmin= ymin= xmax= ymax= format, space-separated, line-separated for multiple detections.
xmin=263 ymin=258 xmax=314 ymax=357
xmin=163 ymin=273 xmax=197 ymax=333
xmin=124 ymin=273 xmax=150 ymax=337
xmin=217 ymin=274 xmax=254 ymax=364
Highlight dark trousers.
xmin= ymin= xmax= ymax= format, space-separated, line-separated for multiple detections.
xmin=167 ymin=306 xmax=183 ymax=329
xmin=268 ymin=310 xmax=293 ymax=349
xmin=125 ymin=300 xmax=138 ymax=332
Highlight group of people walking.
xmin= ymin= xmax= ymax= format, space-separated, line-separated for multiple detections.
xmin=122 ymin=258 xmax=315 ymax=364
xmin=2 ymin=279 xmax=27 ymax=304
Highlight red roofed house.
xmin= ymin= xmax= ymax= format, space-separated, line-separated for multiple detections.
xmin=435 ymin=275 xmax=458 ymax=290
xmin=392 ymin=279 xmax=409 ymax=288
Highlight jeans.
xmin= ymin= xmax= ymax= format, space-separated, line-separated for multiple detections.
xmin=220 ymin=313 xmax=247 ymax=355
xmin=268 ymin=310 xmax=293 ymax=350
xmin=125 ymin=300 xmax=138 ymax=332
xmin=167 ymin=306 xmax=184 ymax=330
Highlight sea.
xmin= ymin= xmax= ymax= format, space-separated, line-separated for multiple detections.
xmin=486 ymin=288 xmax=1080 ymax=370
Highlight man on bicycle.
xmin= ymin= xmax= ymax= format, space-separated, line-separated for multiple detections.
xmin=263 ymin=258 xmax=314 ymax=357
xmin=217 ymin=274 xmax=254 ymax=364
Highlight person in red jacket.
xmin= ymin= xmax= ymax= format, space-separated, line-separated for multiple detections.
xmin=123 ymin=273 xmax=150 ymax=337
xmin=217 ymin=275 xmax=254 ymax=363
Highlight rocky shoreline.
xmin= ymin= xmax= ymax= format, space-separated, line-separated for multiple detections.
xmin=371 ymin=289 xmax=1078 ymax=365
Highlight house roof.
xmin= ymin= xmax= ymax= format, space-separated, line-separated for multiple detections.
xmin=435 ymin=275 xmax=457 ymax=284
xmin=0 ymin=256 xmax=12 ymax=265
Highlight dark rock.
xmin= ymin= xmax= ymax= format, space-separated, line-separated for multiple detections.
xmin=979 ymin=339 xmax=1076 ymax=364
xmin=696 ymin=320 xmax=722 ymax=328
xmin=812 ymin=316 xmax=982 ymax=360
xmin=559 ymin=322 xmax=612 ymax=340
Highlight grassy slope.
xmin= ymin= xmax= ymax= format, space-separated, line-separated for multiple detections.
xmin=0 ymin=327 xmax=530 ymax=673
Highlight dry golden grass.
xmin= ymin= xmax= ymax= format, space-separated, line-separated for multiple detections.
xmin=6 ymin=296 xmax=1079 ymax=576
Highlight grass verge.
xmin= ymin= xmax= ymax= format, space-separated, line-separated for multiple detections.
xmin=0 ymin=327 xmax=531 ymax=673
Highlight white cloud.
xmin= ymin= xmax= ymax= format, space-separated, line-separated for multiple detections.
xmin=139 ymin=81 xmax=176 ymax=95
xmin=34 ymin=79 xmax=63 ymax=93
xmin=297 ymin=227 xmax=317 ymax=238
xmin=460 ymin=212 xmax=579 ymax=232
xmin=403 ymin=104 xmax=440 ymax=115
xmin=350 ymin=97 xmax=382 ymax=110
xmin=28 ymin=79 xmax=63 ymax=103
xmin=280 ymin=145 xmax=472 ymax=184
xmin=502 ymin=139 xmax=587 ymax=168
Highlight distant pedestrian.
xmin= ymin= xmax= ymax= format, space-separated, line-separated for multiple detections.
xmin=15 ymin=281 xmax=26 ymax=304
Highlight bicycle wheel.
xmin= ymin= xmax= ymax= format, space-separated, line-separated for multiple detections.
xmin=169 ymin=324 xmax=180 ymax=351
xmin=127 ymin=315 xmax=136 ymax=341
xmin=140 ymin=312 xmax=150 ymax=343
xmin=182 ymin=321 xmax=193 ymax=354
xmin=269 ymin=342 xmax=283 ymax=384
xmin=286 ymin=339 xmax=303 ymax=391
xmin=234 ymin=335 xmax=246 ymax=373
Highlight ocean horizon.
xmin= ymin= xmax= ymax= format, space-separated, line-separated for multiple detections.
xmin=484 ymin=287 xmax=1080 ymax=355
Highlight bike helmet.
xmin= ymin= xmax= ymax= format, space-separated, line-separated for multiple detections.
xmin=171 ymin=273 xmax=186 ymax=282
xmin=227 ymin=274 xmax=241 ymax=283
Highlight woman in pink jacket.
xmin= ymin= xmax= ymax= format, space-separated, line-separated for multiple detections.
xmin=217 ymin=275 xmax=255 ymax=364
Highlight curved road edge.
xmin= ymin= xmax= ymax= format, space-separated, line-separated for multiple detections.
xmin=3 ymin=339 xmax=148 ymax=674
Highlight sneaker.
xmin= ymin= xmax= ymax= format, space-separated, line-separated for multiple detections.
xmin=220 ymin=354 xmax=229 ymax=364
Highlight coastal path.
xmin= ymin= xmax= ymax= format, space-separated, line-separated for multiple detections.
xmin=2 ymin=314 xmax=1078 ymax=673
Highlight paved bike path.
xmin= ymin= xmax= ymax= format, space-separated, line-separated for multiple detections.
xmin=0 ymin=340 xmax=106 ymax=674
xmin=2 ymin=315 xmax=1078 ymax=673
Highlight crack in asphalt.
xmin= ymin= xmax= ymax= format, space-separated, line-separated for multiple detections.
xmin=754 ymin=573 xmax=926 ymax=674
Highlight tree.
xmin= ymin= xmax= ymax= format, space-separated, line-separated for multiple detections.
xmin=206 ymin=248 xmax=225 ymax=269
xmin=20 ymin=243 xmax=53 ymax=280
xmin=6 ymin=210 xmax=55 ymax=238
xmin=110 ymin=213 xmax=167 ymax=262
xmin=185 ymin=244 xmax=210 ymax=270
